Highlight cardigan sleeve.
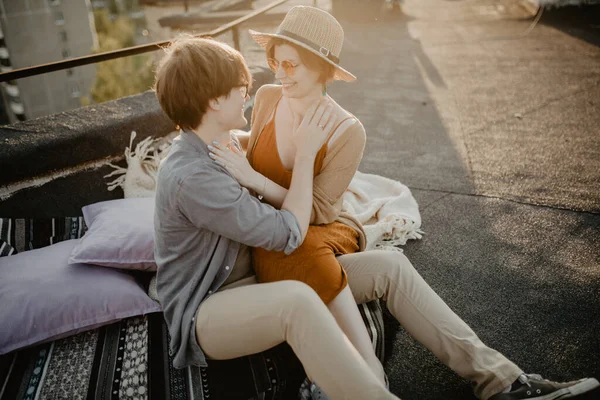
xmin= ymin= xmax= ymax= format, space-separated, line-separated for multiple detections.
xmin=310 ymin=120 xmax=366 ymax=225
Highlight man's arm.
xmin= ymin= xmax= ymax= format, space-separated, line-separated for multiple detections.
xmin=178 ymin=165 xmax=302 ymax=255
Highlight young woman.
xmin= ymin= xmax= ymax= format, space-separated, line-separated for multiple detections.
xmin=212 ymin=5 xmax=387 ymax=388
xmin=209 ymin=6 xmax=600 ymax=400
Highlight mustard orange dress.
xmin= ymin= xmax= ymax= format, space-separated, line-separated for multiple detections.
xmin=250 ymin=111 xmax=359 ymax=304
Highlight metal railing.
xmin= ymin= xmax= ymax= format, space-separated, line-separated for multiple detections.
xmin=0 ymin=0 xmax=288 ymax=83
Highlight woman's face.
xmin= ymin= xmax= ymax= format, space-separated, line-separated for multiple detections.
xmin=273 ymin=44 xmax=322 ymax=99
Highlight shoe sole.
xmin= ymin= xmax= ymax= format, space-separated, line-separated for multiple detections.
xmin=533 ymin=378 xmax=600 ymax=400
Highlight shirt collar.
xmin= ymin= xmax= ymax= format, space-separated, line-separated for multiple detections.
xmin=179 ymin=129 xmax=210 ymax=157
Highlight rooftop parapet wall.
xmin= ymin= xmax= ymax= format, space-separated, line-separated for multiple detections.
xmin=0 ymin=66 xmax=273 ymax=217
xmin=0 ymin=90 xmax=173 ymax=217
xmin=0 ymin=91 xmax=173 ymax=188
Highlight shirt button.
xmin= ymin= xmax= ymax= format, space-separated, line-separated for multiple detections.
xmin=225 ymin=266 xmax=230 ymax=270
xmin=208 ymin=290 xmax=213 ymax=294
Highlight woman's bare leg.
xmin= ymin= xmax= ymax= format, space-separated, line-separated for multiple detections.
xmin=328 ymin=285 xmax=387 ymax=385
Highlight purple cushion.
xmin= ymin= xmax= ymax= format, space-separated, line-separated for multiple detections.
xmin=0 ymin=239 xmax=15 ymax=257
xmin=69 ymin=197 xmax=156 ymax=271
xmin=0 ymin=239 xmax=161 ymax=355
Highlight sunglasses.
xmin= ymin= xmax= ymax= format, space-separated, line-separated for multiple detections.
xmin=267 ymin=58 xmax=301 ymax=76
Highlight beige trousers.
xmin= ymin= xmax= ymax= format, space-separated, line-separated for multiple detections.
xmin=339 ymin=250 xmax=523 ymax=400
xmin=195 ymin=279 xmax=397 ymax=400
xmin=195 ymin=250 xmax=523 ymax=400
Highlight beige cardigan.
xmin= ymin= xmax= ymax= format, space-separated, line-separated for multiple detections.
xmin=246 ymin=84 xmax=368 ymax=251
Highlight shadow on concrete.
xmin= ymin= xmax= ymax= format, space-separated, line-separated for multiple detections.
xmin=330 ymin=10 xmax=481 ymax=398
xmin=330 ymin=7 xmax=600 ymax=400
xmin=540 ymin=4 xmax=600 ymax=48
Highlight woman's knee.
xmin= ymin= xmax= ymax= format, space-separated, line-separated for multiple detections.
xmin=345 ymin=250 xmax=415 ymax=302
xmin=360 ymin=250 xmax=412 ymax=280
xmin=374 ymin=251 xmax=425 ymax=299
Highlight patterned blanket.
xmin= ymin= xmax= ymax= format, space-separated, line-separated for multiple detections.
xmin=0 ymin=217 xmax=386 ymax=400
xmin=0 ymin=305 xmax=384 ymax=400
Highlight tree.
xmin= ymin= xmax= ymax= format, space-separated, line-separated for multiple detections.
xmin=89 ymin=9 xmax=154 ymax=105
xmin=109 ymin=0 xmax=120 ymax=15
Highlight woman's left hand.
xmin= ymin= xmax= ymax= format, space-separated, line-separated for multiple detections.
xmin=208 ymin=141 xmax=259 ymax=188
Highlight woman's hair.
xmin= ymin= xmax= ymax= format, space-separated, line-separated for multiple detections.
xmin=154 ymin=35 xmax=252 ymax=130
xmin=266 ymin=38 xmax=335 ymax=84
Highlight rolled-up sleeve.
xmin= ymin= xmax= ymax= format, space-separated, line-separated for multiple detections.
xmin=177 ymin=163 xmax=302 ymax=254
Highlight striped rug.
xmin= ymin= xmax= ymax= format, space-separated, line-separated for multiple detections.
xmin=0 ymin=217 xmax=387 ymax=400
xmin=0 ymin=304 xmax=385 ymax=400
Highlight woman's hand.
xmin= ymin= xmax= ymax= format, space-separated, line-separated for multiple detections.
xmin=292 ymin=98 xmax=338 ymax=159
xmin=208 ymin=141 xmax=261 ymax=189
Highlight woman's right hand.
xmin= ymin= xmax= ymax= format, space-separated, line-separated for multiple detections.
xmin=292 ymin=98 xmax=337 ymax=158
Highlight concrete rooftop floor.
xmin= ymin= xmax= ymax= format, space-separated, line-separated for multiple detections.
xmin=175 ymin=0 xmax=599 ymax=397
xmin=316 ymin=0 xmax=599 ymax=398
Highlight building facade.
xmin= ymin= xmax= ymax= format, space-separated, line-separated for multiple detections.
xmin=0 ymin=0 xmax=98 ymax=123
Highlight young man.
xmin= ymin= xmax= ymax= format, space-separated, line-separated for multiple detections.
xmin=152 ymin=36 xmax=397 ymax=399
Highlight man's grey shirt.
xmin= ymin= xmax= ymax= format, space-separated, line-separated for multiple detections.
xmin=154 ymin=130 xmax=302 ymax=369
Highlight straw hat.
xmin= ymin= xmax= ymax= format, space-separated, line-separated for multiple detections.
xmin=249 ymin=6 xmax=356 ymax=82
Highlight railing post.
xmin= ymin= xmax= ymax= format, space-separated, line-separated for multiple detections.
xmin=232 ymin=26 xmax=240 ymax=51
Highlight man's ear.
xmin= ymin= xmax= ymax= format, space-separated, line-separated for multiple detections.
xmin=208 ymin=98 xmax=221 ymax=111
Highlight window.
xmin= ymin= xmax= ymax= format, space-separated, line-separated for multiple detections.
xmin=10 ymin=101 xmax=25 ymax=115
xmin=3 ymin=82 xmax=19 ymax=97
xmin=62 ymin=49 xmax=70 ymax=58
xmin=66 ymin=68 xmax=74 ymax=77
xmin=48 ymin=0 xmax=61 ymax=6
xmin=59 ymin=30 xmax=68 ymax=42
xmin=70 ymin=84 xmax=81 ymax=98
xmin=55 ymin=11 xmax=64 ymax=26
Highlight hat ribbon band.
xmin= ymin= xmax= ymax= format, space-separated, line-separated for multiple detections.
xmin=278 ymin=30 xmax=340 ymax=64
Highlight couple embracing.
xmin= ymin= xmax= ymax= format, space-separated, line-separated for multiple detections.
xmin=153 ymin=5 xmax=598 ymax=400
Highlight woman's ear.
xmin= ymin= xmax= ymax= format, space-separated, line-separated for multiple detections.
xmin=209 ymin=98 xmax=221 ymax=111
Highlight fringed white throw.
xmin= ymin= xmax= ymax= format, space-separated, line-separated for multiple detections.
xmin=105 ymin=132 xmax=423 ymax=250
xmin=344 ymin=171 xmax=423 ymax=251
xmin=105 ymin=131 xmax=173 ymax=199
